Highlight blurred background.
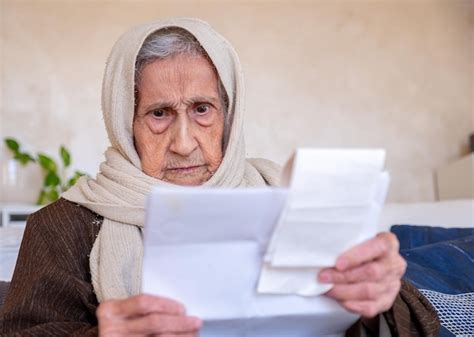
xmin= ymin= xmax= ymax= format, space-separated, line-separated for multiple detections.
xmin=0 ymin=0 xmax=473 ymax=203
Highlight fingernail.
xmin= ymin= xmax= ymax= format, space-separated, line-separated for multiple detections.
xmin=319 ymin=272 xmax=332 ymax=283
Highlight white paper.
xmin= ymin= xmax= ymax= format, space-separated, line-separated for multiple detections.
xmin=281 ymin=148 xmax=385 ymax=186
xmin=257 ymin=264 xmax=332 ymax=296
xmin=142 ymin=187 xmax=358 ymax=336
xmin=267 ymin=174 xmax=389 ymax=268
xmin=258 ymin=149 xmax=390 ymax=296
xmin=142 ymin=148 xmax=390 ymax=336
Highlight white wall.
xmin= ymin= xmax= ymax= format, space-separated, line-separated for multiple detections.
xmin=1 ymin=0 xmax=473 ymax=202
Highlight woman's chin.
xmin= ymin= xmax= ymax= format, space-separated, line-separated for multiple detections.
xmin=163 ymin=167 xmax=212 ymax=186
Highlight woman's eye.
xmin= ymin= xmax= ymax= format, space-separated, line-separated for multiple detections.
xmin=151 ymin=109 xmax=166 ymax=118
xmin=195 ymin=104 xmax=210 ymax=115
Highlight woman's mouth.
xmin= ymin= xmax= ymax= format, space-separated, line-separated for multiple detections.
xmin=167 ymin=165 xmax=205 ymax=174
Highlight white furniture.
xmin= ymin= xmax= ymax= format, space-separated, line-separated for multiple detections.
xmin=0 ymin=226 xmax=26 ymax=281
xmin=379 ymin=199 xmax=474 ymax=232
xmin=0 ymin=203 xmax=40 ymax=280
xmin=0 ymin=203 xmax=41 ymax=227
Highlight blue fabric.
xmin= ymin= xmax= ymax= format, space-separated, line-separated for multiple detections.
xmin=391 ymin=225 xmax=474 ymax=294
xmin=391 ymin=225 xmax=474 ymax=337
xmin=391 ymin=225 xmax=474 ymax=251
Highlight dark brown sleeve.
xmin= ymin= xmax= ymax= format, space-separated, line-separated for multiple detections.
xmin=383 ymin=280 xmax=440 ymax=337
xmin=1 ymin=199 xmax=101 ymax=337
xmin=345 ymin=280 xmax=440 ymax=337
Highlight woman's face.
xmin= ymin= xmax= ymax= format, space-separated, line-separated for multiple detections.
xmin=133 ymin=53 xmax=225 ymax=185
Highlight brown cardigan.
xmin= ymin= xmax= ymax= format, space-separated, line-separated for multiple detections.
xmin=1 ymin=198 xmax=439 ymax=336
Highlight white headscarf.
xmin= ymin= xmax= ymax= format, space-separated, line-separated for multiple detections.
xmin=63 ymin=18 xmax=281 ymax=302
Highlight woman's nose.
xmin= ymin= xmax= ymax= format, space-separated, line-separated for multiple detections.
xmin=169 ymin=116 xmax=198 ymax=157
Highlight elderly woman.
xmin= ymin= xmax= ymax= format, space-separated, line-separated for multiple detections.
xmin=2 ymin=18 xmax=438 ymax=336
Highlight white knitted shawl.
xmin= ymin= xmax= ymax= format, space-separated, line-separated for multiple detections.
xmin=62 ymin=18 xmax=281 ymax=302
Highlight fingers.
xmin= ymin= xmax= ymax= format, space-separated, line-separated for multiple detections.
xmin=335 ymin=232 xmax=399 ymax=271
xmin=342 ymin=281 xmax=401 ymax=318
xmin=320 ymin=261 xmax=385 ymax=284
xmin=98 ymin=294 xmax=186 ymax=319
xmin=97 ymin=294 xmax=198 ymax=337
xmin=125 ymin=313 xmax=201 ymax=335
xmin=318 ymin=232 xmax=405 ymax=318
xmin=326 ymin=281 xmax=390 ymax=301
xmin=344 ymin=298 xmax=392 ymax=318
xmin=327 ymin=279 xmax=401 ymax=318
xmin=319 ymin=253 xmax=406 ymax=284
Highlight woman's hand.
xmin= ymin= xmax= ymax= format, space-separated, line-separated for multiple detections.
xmin=97 ymin=294 xmax=202 ymax=337
xmin=318 ymin=232 xmax=407 ymax=318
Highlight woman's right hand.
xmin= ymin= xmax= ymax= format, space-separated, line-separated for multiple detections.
xmin=97 ymin=294 xmax=202 ymax=336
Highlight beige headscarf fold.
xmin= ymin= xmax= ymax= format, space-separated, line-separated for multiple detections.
xmin=62 ymin=18 xmax=281 ymax=302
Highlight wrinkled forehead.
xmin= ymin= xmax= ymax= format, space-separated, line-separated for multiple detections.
xmin=135 ymin=26 xmax=208 ymax=73
xmin=133 ymin=22 xmax=232 ymax=93
xmin=133 ymin=26 xmax=222 ymax=97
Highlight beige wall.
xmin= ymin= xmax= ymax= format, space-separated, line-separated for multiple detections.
xmin=1 ymin=0 xmax=473 ymax=202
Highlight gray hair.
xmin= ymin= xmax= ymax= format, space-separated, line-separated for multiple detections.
xmin=134 ymin=27 xmax=229 ymax=115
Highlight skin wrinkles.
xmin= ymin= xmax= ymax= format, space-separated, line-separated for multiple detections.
xmin=133 ymin=53 xmax=225 ymax=185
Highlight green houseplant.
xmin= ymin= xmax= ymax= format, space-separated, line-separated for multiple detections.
xmin=4 ymin=137 xmax=87 ymax=205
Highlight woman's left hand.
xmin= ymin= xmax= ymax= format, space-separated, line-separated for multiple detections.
xmin=318 ymin=232 xmax=407 ymax=318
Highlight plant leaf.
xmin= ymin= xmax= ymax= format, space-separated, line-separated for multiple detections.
xmin=67 ymin=177 xmax=77 ymax=188
xmin=44 ymin=171 xmax=61 ymax=187
xmin=36 ymin=190 xmax=47 ymax=205
xmin=60 ymin=146 xmax=71 ymax=168
xmin=37 ymin=187 xmax=60 ymax=205
xmin=26 ymin=153 xmax=36 ymax=163
xmin=47 ymin=189 xmax=60 ymax=202
xmin=14 ymin=153 xmax=35 ymax=166
xmin=66 ymin=170 xmax=86 ymax=188
xmin=5 ymin=138 xmax=20 ymax=152
xmin=14 ymin=153 xmax=26 ymax=164
xmin=37 ymin=154 xmax=57 ymax=172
